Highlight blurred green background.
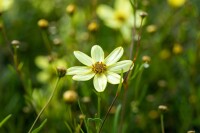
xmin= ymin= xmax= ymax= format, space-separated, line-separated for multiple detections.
xmin=0 ymin=0 xmax=200 ymax=132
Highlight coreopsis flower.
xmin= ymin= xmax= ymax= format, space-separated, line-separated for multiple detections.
xmin=67 ymin=45 xmax=133 ymax=92
xmin=96 ymin=0 xmax=144 ymax=41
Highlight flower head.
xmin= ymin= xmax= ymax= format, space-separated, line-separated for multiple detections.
xmin=96 ymin=0 xmax=144 ymax=41
xmin=67 ymin=45 xmax=133 ymax=92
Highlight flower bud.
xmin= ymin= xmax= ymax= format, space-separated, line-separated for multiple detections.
xmin=53 ymin=38 xmax=61 ymax=46
xmin=11 ymin=40 xmax=20 ymax=49
xmin=146 ymin=25 xmax=157 ymax=33
xmin=57 ymin=67 xmax=66 ymax=78
xmin=38 ymin=19 xmax=49 ymax=29
xmin=158 ymin=105 xmax=168 ymax=113
xmin=173 ymin=43 xmax=183 ymax=54
xmin=139 ymin=11 xmax=148 ymax=19
xmin=63 ymin=90 xmax=78 ymax=103
xmin=142 ymin=55 xmax=151 ymax=63
xmin=88 ymin=22 xmax=98 ymax=32
xmin=79 ymin=114 xmax=86 ymax=120
xmin=81 ymin=96 xmax=91 ymax=103
xmin=66 ymin=4 xmax=76 ymax=16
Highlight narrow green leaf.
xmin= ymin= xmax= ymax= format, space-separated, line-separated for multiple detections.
xmin=113 ymin=105 xmax=121 ymax=133
xmin=0 ymin=114 xmax=12 ymax=128
xmin=32 ymin=119 xmax=47 ymax=133
xmin=64 ymin=122 xmax=73 ymax=133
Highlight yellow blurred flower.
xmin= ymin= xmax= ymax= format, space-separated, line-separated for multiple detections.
xmin=167 ymin=0 xmax=186 ymax=8
xmin=96 ymin=0 xmax=144 ymax=41
xmin=0 ymin=0 xmax=13 ymax=12
xmin=173 ymin=43 xmax=183 ymax=54
xmin=159 ymin=49 xmax=171 ymax=59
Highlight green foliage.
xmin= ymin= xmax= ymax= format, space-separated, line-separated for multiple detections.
xmin=0 ymin=114 xmax=12 ymax=128
xmin=32 ymin=119 xmax=47 ymax=133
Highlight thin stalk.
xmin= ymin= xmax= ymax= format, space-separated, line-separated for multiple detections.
xmin=160 ymin=114 xmax=165 ymax=133
xmin=97 ymin=94 xmax=101 ymax=118
xmin=129 ymin=0 xmax=137 ymax=59
xmin=98 ymin=93 xmax=119 ymax=133
xmin=28 ymin=77 xmax=61 ymax=133
xmin=134 ymin=67 xmax=143 ymax=99
xmin=78 ymin=100 xmax=89 ymax=133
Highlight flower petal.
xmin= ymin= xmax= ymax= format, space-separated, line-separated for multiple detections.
xmin=67 ymin=66 xmax=92 ymax=75
xmin=96 ymin=5 xmax=114 ymax=22
xmin=72 ymin=73 xmax=95 ymax=81
xmin=91 ymin=45 xmax=104 ymax=62
xmin=115 ymin=0 xmax=133 ymax=15
xmin=104 ymin=47 xmax=124 ymax=66
xmin=93 ymin=74 xmax=107 ymax=92
xmin=74 ymin=51 xmax=94 ymax=66
xmin=106 ymin=72 xmax=123 ymax=84
xmin=108 ymin=60 xmax=133 ymax=73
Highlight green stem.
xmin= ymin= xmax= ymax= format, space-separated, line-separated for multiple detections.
xmin=160 ymin=114 xmax=165 ymax=133
xmin=28 ymin=77 xmax=60 ymax=133
xmin=78 ymin=100 xmax=89 ymax=133
xmin=134 ymin=67 xmax=143 ymax=99
xmin=98 ymin=93 xmax=119 ymax=133
xmin=98 ymin=94 xmax=101 ymax=119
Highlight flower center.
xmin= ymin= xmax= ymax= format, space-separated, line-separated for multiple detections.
xmin=115 ymin=11 xmax=127 ymax=22
xmin=92 ymin=62 xmax=106 ymax=74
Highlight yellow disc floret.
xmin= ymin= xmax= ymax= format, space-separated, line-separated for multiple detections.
xmin=92 ymin=62 xmax=106 ymax=74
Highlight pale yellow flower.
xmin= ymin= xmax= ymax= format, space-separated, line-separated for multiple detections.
xmin=67 ymin=45 xmax=133 ymax=92
xmin=96 ymin=0 xmax=144 ymax=41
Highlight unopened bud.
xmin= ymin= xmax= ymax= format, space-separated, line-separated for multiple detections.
xmin=38 ymin=19 xmax=49 ymax=29
xmin=140 ymin=12 xmax=148 ymax=19
xmin=81 ymin=96 xmax=91 ymax=103
xmin=63 ymin=90 xmax=78 ymax=103
xmin=158 ymin=105 xmax=168 ymax=113
xmin=142 ymin=55 xmax=151 ymax=63
xmin=146 ymin=25 xmax=157 ymax=33
xmin=53 ymin=38 xmax=61 ymax=46
xmin=11 ymin=40 xmax=20 ymax=48
xmin=79 ymin=114 xmax=86 ymax=120
xmin=88 ymin=22 xmax=98 ymax=32
xmin=66 ymin=4 xmax=76 ymax=16
xmin=57 ymin=67 xmax=66 ymax=78
xmin=173 ymin=43 xmax=183 ymax=54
